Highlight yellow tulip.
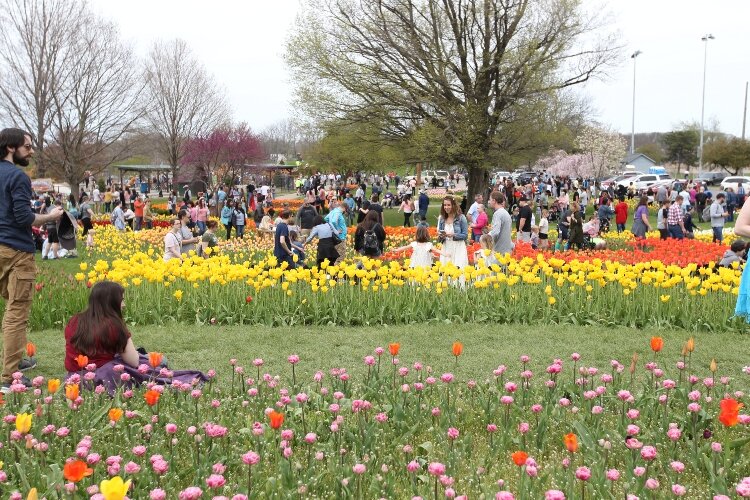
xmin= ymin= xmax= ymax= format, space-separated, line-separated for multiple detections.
xmin=99 ymin=476 xmax=132 ymax=500
xmin=15 ymin=413 xmax=32 ymax=434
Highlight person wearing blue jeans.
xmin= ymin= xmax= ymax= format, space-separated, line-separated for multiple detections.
xmin=666 ymin=195 xmax=686 ymax=240
xmin=710 ymin=193 xmax=728 ymax=244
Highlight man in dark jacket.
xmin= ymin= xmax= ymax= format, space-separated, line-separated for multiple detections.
xmin=418 ymin=189 xmax=430 ymax=221
xmin=296 ymin=201 xmax=318 ymax=238
xmin=0 ymin=128 xmax=63 ymax=390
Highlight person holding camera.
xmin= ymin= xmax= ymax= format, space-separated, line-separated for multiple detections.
xmin=437 ymin=195 xmax=468 ymax=268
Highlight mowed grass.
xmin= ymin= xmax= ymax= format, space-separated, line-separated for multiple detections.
xmin=20 ymin=323 xmax=750 ymax=386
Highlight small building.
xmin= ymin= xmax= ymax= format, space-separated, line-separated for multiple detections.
xmin=621 ymin=153 xmax=657 ymax=174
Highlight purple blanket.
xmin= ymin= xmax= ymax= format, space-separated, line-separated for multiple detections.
xmin=67 ymin=353 xmax=208 ymax=395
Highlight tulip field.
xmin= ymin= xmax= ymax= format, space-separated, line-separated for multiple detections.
xmin=4 ymin=333 xmax=750 ymax=499
xmin=2 ymin=220 xmax=750 ymax=499
xmin=21 ymin=223 xmax=746 ymax=332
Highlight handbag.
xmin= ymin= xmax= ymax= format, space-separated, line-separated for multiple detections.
xmin=328 ymin=223 xmax=342 ymax=245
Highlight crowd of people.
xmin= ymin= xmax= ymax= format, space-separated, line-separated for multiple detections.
xmin=4 ymin=124 xmax=750 ymax=393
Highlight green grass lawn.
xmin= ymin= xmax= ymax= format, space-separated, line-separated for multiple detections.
xmin=23 ymin=323 xmax=750 ymax=386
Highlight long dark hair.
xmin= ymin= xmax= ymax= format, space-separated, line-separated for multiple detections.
xmin=72 ymin=281 xmax=129 ymax=357
xmin=359 ymin=210 xmax=380 ymax=231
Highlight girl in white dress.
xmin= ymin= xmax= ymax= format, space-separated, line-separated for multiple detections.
xmin=390 ymin=226 xmax=442 ymax=268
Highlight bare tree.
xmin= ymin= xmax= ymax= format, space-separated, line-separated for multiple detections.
xmin=43 ymin=15 xmax=143 ymax=189
xmin=287 ymin=0 xmax=620 ymax=200
xmin=143 ymin=39 xmax=230 ymax=185
xmin=0 ymin=0 xmax=86 ymax=176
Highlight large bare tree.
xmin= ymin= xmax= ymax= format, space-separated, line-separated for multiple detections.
xmin=286 ymin=0 xmax=620 ymax=200
xmin=143 ymin=39 xmax=230 ymax=185
xmin=0 ymin=0 xmax=86 ymax=176
xmin=44 ymin=15 xmax=143 ymax=189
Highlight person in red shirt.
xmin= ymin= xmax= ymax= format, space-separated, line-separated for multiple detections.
xmin=614 ymin=196 xmax=629 ymax=233
xmin=64 ymin=280 xmax=207 ymax=393
xmin=64 ymin=281 xmax=138 ymax=372
xmin=133 ymin=196 xmax=145 ymax=231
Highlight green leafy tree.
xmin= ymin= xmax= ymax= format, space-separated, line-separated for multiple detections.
xmin=286 ymin=0 xmax=618 ymax=201
xmin=307 ymin=121 xmax=407 ymax=173
xmin=661 ymin=129 xmax=699 ymax=174
xmin=703 ymin=137 xmax=750 ymax=176
xmin=635 ymin=143 xmax=664 ymax=164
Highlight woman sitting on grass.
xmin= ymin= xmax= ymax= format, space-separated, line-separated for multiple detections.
xmin=64 ymin=281 xmax=207 ymax=393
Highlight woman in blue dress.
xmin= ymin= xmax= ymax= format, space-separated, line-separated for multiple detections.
xmin=734 ymin=200 xmax=750 ymax=319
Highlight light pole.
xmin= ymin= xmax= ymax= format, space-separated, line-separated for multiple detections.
xmin=699 ymin=34 xmax=715 ymax=172
xmin=630 ymin=50 xmax=642 ymax=155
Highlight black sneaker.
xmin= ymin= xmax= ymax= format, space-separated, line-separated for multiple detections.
xmin=0 ymin=375 xmax=32 ymax=393
xmin=18 ymin=358 xmax=37 ymax=372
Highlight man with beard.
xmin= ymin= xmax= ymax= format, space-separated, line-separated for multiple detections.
xmin=0 ymin=129 xmax=63 ymax=391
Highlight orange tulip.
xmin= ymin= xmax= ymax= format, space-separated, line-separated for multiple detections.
xmin=650 ymin=337 xmax=663 ymax=353
xmin=451 ymin=342 xmax=463 ymax=357
xmin=75 ymin=354 xmax=89 ymax=369
xmin=563 ymin=432 xmax=578 ymax=453
xmin=26 ymin=342 xmax=36 ymax=358
xmin=144 ymin=389 xmax=161 ymax=406
xmin=63 ymin=460 xmax=93 ymax=482
xmin=47 ymin=379 xmax=61 ymax=394
xmin=686 ymin=337 xmax=695 ymax=353
xmin=719 ymin=398 xmax=743 ymax=427
xmin=148 ymin=352 xmax=164 ymax=369
xmin=65 ymin=383 xmax=79 ymax=401
xmin=108 ymin=408 xmax=123 ymax=422
xmin=388 ymin=343 xmax=400 ymax=356
xmin=269 ymin=410 xmax=285 ymax=429
xmin=511 ymin=450 xmax=528 ymax=466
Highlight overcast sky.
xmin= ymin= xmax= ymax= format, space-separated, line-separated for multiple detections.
xmin=91 ymin=0 xmax=750 ymax=138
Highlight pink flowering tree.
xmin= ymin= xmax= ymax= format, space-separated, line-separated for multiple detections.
xmin=535 ymin=149 xmax=592 ymax=178
xmin=181 ymin=123 xmax=264 ymax=188
xmin=576 ymin=126 xmax=627 ymax=179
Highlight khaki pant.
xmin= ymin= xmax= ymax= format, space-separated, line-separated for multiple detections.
xmin=0 ymin=245 xmax=36 ymax=383
xmin=334 ymin=240 xmax=346 ymax=265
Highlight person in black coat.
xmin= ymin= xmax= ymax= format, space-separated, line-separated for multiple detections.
xmin=354 ymin=210 xmax=386 ymax=257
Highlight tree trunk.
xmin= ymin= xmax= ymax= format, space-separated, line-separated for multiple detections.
xmin=466 ymin=166 xmax=489 ymax=208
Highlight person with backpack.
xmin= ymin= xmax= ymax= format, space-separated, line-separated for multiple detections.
xmin=354 ymin=210 xmax=386 ymax=257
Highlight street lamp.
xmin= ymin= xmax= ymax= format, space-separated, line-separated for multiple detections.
xmin=630 ymin=50 xmax=642 ymax=155
xmin=699 ymin=34 xmax=715 ymax=172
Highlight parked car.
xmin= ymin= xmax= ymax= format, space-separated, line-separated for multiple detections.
xmin=720 ymin=176 xmax=750 ymax=192
xmin=513 ymin=171 xmax=537 ymax=185
xmin=695 ymin=172 xmax=726 ymax=186
xmin=619 ymin=173 xmax=673 ymax=191
xmin=492 ymin=171 xmax=512 ymax=184
xmin=602 ymin=172 xmax=639 ymax=189
xmin=422 ymin=170 xmax=451 ymax=187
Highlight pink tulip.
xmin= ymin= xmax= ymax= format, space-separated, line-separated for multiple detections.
xmin=242 ymin=451 xmax=260 ymax=466
xmin=428 ymin=462 xmax=446 ymax=476
xmin=575 ymin=466 xmax=591 ymax=481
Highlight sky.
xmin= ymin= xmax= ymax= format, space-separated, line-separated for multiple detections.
xmin=90 ymin=0 xmax=750 ymax=138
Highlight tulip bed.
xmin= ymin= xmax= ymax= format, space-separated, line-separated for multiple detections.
xmin=3 ymin=338 xmax=750 ymax=499
xmin=19 ymin=224 xmax=746 ymax=332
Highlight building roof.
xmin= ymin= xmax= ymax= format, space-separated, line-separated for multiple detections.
xmin=114 ymin=165 xmax=171 ymax=172
xmin=622 ymin=153 xmax=656 ymax=165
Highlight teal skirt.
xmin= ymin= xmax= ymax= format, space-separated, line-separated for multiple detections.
xmin=735 ymin=262 xmax=750 ymax=321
